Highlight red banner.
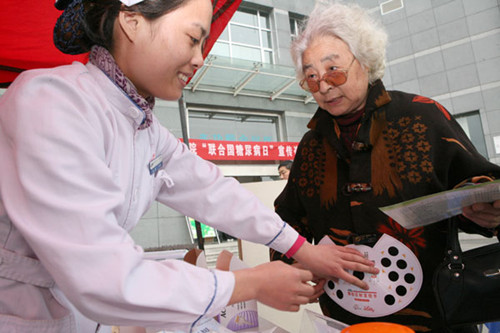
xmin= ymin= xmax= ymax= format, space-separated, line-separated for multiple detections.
xmin=185 ymin=139 xmax=298 ymax=161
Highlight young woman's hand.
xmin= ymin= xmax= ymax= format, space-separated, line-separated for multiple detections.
xmin=230 ymin=261 xmax=315 ymax=311
xmin=291 ymin=262 xmax=326 ymax=303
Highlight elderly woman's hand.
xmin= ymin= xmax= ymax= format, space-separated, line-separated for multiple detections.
xmin=292 ymin=241 xmax=379 ymax=290
xmin=462 ymin=199 xmax=500 ymax=230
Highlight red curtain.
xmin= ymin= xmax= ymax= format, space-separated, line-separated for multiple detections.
xmin=204 ymin=0 xmax=241 ymax=58
xmin=0 ymin=0 xmax=241 ymax=87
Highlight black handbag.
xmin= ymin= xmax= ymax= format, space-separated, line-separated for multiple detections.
xmin=433 ymin=220 xmax=500 ymax=328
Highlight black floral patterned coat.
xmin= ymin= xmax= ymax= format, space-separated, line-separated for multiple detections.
xmin=271 ymin=79 xmax=500 ymax=332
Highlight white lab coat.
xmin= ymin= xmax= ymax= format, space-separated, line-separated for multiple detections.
xmin=0 ymin=62 xmax=299 ymax=332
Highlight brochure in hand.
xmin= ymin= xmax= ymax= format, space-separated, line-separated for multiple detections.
xmin=379 ymin=179 xmax=500 ymax=229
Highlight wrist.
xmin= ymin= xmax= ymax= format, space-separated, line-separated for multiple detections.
xmin=291 ymin=240 xmax=313 ymax=264
xmin=229 ymin=268 xmax=259 ymax=305
xmin=285 ymin=235 xmax=306 ymax=258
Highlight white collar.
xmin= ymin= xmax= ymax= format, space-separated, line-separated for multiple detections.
xmin=120 ymin=0 xmax=144 ymax=5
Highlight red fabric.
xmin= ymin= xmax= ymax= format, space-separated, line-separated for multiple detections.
xmin=0 ymin=0 xmax=241 ymax=86
xmin=0 ymin=0 xmax=88 ymax=86
xmin=204 ymin=0 xmax=241 ymax=58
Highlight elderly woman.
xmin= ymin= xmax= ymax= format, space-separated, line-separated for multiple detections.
xmin=271 ymin=2 xmax=500 ymax=333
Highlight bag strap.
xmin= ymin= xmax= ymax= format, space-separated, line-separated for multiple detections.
xmin=445 ymin=219 xmax=464 ymax=272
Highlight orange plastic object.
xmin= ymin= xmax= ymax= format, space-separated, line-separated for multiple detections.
xmin=341 ymin=322 xmax=415 ymax=332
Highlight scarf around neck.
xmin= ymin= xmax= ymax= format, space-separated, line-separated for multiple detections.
xmin=89 ymin=45 xmax=154 ymax=130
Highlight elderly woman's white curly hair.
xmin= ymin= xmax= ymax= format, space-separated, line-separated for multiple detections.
xmin=291 ymin=1 xmax=388 ymax=84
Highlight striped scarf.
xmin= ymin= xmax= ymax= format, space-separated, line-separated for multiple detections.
xmin=89 ymin=45 xmax=154 ymax=130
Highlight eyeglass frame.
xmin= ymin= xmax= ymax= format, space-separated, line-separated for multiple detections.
xmin=299 ymin=56 xmax=357 ymax=93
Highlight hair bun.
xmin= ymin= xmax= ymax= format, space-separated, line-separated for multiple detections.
xmin=53 ymin=0 xmax=92 ymax=55
xmin=55 ymin=0 xmax=74 ymax=10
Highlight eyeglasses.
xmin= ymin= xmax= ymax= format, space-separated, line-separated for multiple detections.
xmin=299 ymin=57 xmax=356 ymax=93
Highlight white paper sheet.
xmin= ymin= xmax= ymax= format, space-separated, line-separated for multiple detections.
xmin=379 ymin=179 xmax=500 ymax=229
xmin=299 ymin=309 xmax=348 ymax=333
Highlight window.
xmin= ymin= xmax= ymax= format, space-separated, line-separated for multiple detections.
xmin=380 ymin=0 xmax=404 ymax=15
xmin=188 ymin=109 xmax=280 ymax=142
xmin=289 ymin=15 xmax=305 ymax=41
xmin=209 ymin=8 xmax=274 ymax=64
xmin=455 ymin=111 xmax=488 ymax=158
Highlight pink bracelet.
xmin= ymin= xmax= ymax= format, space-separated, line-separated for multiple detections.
xmin=285 ymin=235 xmax=306 ymax=258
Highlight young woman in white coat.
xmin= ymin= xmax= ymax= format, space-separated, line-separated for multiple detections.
xmin=0 ymin=0 xmax=378 ymax=332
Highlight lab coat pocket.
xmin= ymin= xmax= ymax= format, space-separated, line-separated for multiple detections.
xmin=0 ymin=248 xmax=77 ymax=332
xmin=0 ymin=285 xmax=77 ymax=333
xmin=0 ymin=312 xmax=75 ymax=333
